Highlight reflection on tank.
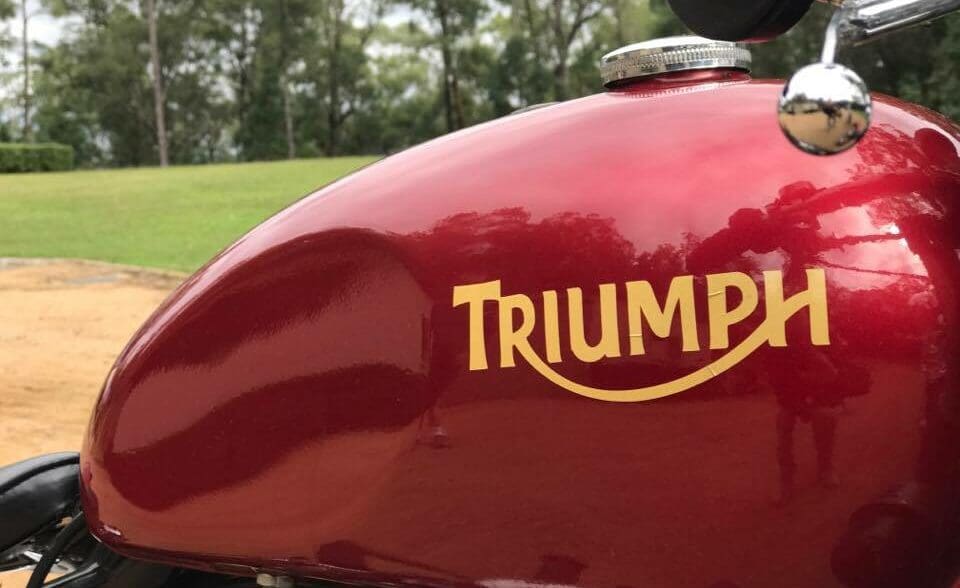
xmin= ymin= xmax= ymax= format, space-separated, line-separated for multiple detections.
xmin=416 ymin=407 xmax=450 ymax=449
xmin=685 ymin=180 xmax=882 ymax=507
xmin=399 ymin=126 xmax=960 ymax=587
xmin=84 ymin=86 xmax=960 ymax=587
xmin=683 ymin=126 xmax=960 ymax=587
xmin=480 ymin=554 xmax=589 ymax=588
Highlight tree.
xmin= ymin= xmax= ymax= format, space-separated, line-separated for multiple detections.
xmin=12 ymin=0 xmax=960 ymax=171
xmin=144 ymin=0 xmax=167 ymax=165
xmin=344 ymin=25 xmax=445 ymax=154
xmin=259 ymin=0 xmax=312 ymax=159
xmin=0 ymin=0 xmax=12 ymax=26
xmin=198 ymin=0 xmax=310 ymax=161
xmin=433 ymin=0 xmax=467 ymax=130
xmin=545 ymin=0 xmax=603 ymax=100
xmin=0 ymin=0 xmax=35 ymax=141
xmin=278 ymin=0 xmax=295 ymax=158
xmin=646 ymin=0 xmax=684 ymax=36
xmin=32 ymin=5 xmax=155 ymax=165
xmin=492 ymin=0 xmax=644 ymax=107
xmin=0 ymin=1 xmax=14 ymax=137
xmin=31 ymin=40 xmax=104 ymax=165
xmin=312 ymin=0 xmax=381 ymax=154
xmin=405 ymin=0 xmax=483 ymax=133
xmin=34 ymin=0 xmax=224 ymax=166
xmin=565 ymin=0 xmax=658 ymax=98
xmin=202 ymin=0 xmax=263 ymax=159
xmin=19 ymin=0 xmax=30 ymax=140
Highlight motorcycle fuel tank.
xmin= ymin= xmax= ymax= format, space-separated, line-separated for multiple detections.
xmin=81 ymin=38 xmax=960 ymax=588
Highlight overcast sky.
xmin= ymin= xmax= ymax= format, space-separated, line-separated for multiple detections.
xmin=3 ymin=0 xmax=74 ymax=68
xmin=21 ymin=0 xmax=70 ymax=46
xmin=0 ymin=1 xmax=417 ymax=107
xmin=30 ymin=12 xmax=65 ymax=45
xmin=2 ymin=1 xmax=71 ymax=106
xmin=7 ymin=1 xmax=415 ymax=54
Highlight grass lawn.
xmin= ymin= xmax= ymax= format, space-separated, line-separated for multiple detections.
xmin=0 ymin=157 xmax=377 ymax=272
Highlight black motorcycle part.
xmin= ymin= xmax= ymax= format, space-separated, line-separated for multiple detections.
xmin=667 ymin=0 xmax=815 ymax=41
xmin=22 ymin=513 xmax=255 ymax=588
xmin=27 ymin=513 xmax=90 ymax=588
xmin=0 ymin=452 xmax=79 ymax=551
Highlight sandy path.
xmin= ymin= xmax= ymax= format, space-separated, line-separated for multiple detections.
xmin=0 ymin=259 xmax=180 ymax=588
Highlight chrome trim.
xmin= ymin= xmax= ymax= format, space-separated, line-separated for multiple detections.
xmin=822 ymin=8 xmax=845 ymax=63
xmin=838 ymin=0 xmax=960 ymax=43
xmin=600 ymin=36 xmax=750 ymax=88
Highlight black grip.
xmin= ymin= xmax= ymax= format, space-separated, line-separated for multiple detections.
xmin=667 ymin=0 xmax=814 ymax=41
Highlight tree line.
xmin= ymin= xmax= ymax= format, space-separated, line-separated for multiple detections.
xmin=0 ymin=0 xmax=958 ymax=168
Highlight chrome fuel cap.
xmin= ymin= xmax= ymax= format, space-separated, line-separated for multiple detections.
xmin=600 ymin=35 xmax=751 ymax=88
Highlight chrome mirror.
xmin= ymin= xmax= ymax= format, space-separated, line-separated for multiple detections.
xmin=779 ymin=0 xmax=960 ymax=155
xmin=778 ymin=62 xmax=871 ymax=155
xmin=778 ymin=6 xmax=872 ymax=155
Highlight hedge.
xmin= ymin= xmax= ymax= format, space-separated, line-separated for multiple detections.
xmin=0 ymin=143 xmax=75 ymax=173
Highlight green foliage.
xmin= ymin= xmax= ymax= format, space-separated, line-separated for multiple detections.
xmin=0 ymin=0 xmax=14 ymax=72
xmin=28 ymin=0 xmax=230 ymax=167
xmin=347 ymin=49 xmax=445 ymax=153
xmin=0 ymin=156 xmax=376 ymax=270
xmin=7 ymin=0 xmax=960 ymax=168
xmin=0 ymin=142 xmax=74 ymax=172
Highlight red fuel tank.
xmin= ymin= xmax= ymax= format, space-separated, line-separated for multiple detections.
xmin=81 ymin=43 xmax=960 ymax=587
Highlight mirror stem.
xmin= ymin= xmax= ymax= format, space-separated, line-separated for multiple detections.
xmin=821 ymin=8 xmax=845 ymax=63
xmin=820 ymin=8 xmax=846 ymax=65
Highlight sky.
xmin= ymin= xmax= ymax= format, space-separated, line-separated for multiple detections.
xmin=31 ymin=12 xmax=67 ymax=45
xmin=1 ymin=0 xmax=75 ymax=105
xmin=5 ymin=1 xmax=414 ymax=61
xmin=7 ymin=0 xmax=71 ymax=49
xmin=0 ymin=1 xmax=418 ymax=110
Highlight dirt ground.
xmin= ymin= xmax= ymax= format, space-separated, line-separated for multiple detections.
xmin=0 ymin=258 xmax=180 ymax=587
xmin=0 ymin=258 xmax=182 ymax=466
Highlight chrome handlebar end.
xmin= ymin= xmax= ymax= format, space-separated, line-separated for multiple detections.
xmin=780 ymin=0 xmax=959 ymax=155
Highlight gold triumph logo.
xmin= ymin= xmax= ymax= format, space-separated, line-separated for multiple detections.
xmin=452 ymin=269 xmax=830 ymax=402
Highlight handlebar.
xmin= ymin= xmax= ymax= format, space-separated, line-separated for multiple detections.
xmin=781 ymin=0 xmax=960 ymax=155
xmin=665 ymin=0 xmax=960 ymax=154
xmin=838 ymin=0 xmax=960 ymax=43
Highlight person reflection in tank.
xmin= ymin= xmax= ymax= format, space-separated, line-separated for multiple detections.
xmin=761 ymin=183 xmax=847 ymax=504
xmin=686 ymin=180 xmax=901 ymax=505
xmin=689 ymin=182 xmax=842 ymax=504
xmin=827 ymin=128 xmax=960 ymax=588
xmin=769 ymin=325 xmax=841 ymax=505
xmin=689 ymin=127 xmax=960 ymax=584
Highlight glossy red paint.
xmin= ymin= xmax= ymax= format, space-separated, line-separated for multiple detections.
xmin=81 ymin=68 xmax=960 ymax=588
